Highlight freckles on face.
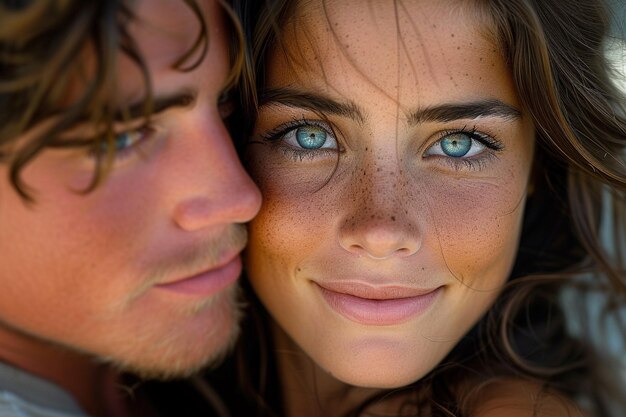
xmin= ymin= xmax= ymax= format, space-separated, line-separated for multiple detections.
xmin=286 ymin=0 xmax=509 ymax=106
xmin=415 ymin=173 xmax=529 ymax=289
xmin=247 ymin=159 xmax=338 ymax=268
xmin=247 ymin=0 xmax=535 ymax=389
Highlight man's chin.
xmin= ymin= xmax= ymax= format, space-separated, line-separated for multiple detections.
xmin=104 ymin=319 xmax=240 ymax=381
xmin=114 ymin=327 xmax=239 ymax=380
xmin=103 ymin=287 xmax=244 ymax=381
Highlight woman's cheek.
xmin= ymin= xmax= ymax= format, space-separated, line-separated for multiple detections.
xmin=247 ymin=153 xmax=340 ymax=251
xmin=417 ymin=174 xmax=528 ymax=288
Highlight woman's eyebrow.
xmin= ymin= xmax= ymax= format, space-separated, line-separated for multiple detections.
xmin=406 ymin=99 xmax=521 ymax=125
xmin=259 ymin=88 xmax=520 ymax=126
xmin=260 ymin=87 xmax=366 ymax=124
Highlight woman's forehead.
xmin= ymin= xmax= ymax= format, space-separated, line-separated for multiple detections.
xmin=289 ymin=0 xmax=491 ymax=35
xmin=271 ymin=0 xmax=514 ymax=112
xmin=280 ymin=0 xmax=499 ymax=71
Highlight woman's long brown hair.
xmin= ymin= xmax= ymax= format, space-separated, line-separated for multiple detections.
xmin=235 ymin=0 xmax=626 ymax=415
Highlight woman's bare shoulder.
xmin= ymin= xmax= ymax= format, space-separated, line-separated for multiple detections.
xmin=468 ymin=379 xmax=589 ymax=417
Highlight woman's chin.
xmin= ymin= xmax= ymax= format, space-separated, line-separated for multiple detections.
xmin=318 ymin=357 xmax=434 ymax=390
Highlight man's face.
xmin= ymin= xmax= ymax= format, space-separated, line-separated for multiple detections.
xmin=0 ymin=0 xmax=261 ymax=378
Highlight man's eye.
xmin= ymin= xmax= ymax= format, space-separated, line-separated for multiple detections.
xmin=93 ymin=126 xmax=152 ymax=160
xmin=113 ymin=129 xmax=145 ymax=150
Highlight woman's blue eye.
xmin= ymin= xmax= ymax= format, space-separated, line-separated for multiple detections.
xmin=257 ymin=119 xmax=339 ymax=159
xmin=296 ymin=126 xmax=328 ymax=149
xmin=440 ymin=134 xmax=472 ymax=157
xmin=425 ymin=131 xmax=487 ymax=159
xmin=273 ymin=122 xmax=337 ymax=152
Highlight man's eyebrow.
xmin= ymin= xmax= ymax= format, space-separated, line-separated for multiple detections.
xmin=260 ymin=87 xmax=366 ymax=124
xmin=407 ymin=99 xmax=521 ymax=125
xmin=114 ymin=91 xmax=197 ymax=121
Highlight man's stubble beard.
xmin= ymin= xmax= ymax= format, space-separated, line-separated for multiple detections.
xmin=104 ymin=224 xmax=249 ymax=379
xmin=103 ymin=284 xmax=245 ymax=380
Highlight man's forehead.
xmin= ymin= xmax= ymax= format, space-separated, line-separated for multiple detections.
xmin=57 ymin=0 xmax=211 ymax=115
xmin=128 ymin=0 xmax=206 ymax=71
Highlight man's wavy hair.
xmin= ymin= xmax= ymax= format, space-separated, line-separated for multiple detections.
xmin=0 ymin=0 xmax=245 ymax=200
xmin=233 ymin=0 xmax=626 ymax=416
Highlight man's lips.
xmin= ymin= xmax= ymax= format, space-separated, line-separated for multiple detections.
xmin=154 ymin=253 xmax=242 ymax=297
xmin=315 ymin=281 xmax=442 ymax=326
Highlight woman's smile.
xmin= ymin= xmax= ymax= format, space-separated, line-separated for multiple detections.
xmin=246 ymin=0 xmax=534 ymax=388
xmin=314 ymin=281 xmax=443 ymax=326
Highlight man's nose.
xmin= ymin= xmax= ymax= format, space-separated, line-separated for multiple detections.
xmin=169 ymin=112 xmax=261 ymax=231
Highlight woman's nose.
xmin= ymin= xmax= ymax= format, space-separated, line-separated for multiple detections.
xmin=339 ymin=215 xmax=421 ymax=259
xmin=338 ymin=168 xmax=421 ymax=260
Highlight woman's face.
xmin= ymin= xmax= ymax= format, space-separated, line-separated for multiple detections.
xmin=247 ymin=0 xmax=535 ymax=388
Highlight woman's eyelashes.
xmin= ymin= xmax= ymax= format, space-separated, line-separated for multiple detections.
xmin=259 ymin=119 xmax=339 ymax=161
xmin=258 ymin=117 xmax=504 ymax=171
xmin=423 ymin=128 xmax=504 ymax=171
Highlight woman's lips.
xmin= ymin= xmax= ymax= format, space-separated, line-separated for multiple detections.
xmin=154 ymin=255 xmax=242 ymax=297
xmin=315 ymin=282 xmax=442 ymax=326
